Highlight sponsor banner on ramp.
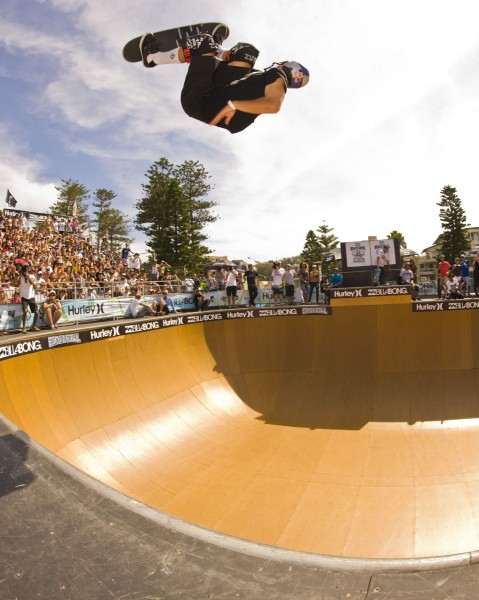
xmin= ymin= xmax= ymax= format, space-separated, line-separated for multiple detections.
xmin=0 ymin=305 xmax=331 ymax=362
xmin=330 ymin=286 xmax=411 ymax=299
xmin=412 ymin=299 xmax=479 ymax=312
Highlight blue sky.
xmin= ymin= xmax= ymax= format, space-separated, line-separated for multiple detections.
xmin=1 ymin=0 xmax=479 ymax=261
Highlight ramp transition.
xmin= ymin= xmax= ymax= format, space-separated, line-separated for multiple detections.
xmin=1 ymin=302 xmax=479 ymax=560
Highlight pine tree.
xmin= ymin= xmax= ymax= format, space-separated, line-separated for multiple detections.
xmin=51 ymin=179 xmax=89 ymax=221
xmin=103 ymin=208 xmax=132 ymax=255
xmin=175 ymin=159 xmax=218 ymax=266
xmin=437 ymin=185 xmax=469 ymax=261
xmin=91 ymin=189 xmax=131 ymax=254
xmin=301 ymin=230 xmax=322 ymax=265
xmin=135 ymin=158 xmax=217 ymax=270
xmin=316 ymin=221 xmax=339 ymax=258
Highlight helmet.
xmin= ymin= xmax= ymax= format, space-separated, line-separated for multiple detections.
xmin=279 ymin=61 xmax=310 ymax=89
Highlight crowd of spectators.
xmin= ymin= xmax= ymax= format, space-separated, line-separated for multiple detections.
xmin=1 ymin=209 xmax=376 ymax=315
xmin=0 ymin=209 xmax=338 ymax=310
xmin=0 ymin=210 xmax=184 ymax=305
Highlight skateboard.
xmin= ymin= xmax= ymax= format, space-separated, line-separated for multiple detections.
xmin=122 ymin=22 xmax=230 ymax=63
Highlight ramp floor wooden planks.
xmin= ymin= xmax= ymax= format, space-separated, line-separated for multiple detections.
xmin=1 ymin=303 xmax=479 ymax=559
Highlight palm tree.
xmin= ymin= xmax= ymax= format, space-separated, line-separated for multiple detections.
xmin=388 ymin=230 xmax=407 ymax=248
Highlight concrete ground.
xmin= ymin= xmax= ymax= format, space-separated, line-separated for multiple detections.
xmin=2 ymin=417 xmax=479 ymax=600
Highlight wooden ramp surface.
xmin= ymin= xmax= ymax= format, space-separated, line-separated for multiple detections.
xmin=1 ymin=303 xmax=479 ymax=559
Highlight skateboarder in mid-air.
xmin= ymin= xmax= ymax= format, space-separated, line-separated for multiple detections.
xmin=139 ymin=28 xmax=310 ymax=134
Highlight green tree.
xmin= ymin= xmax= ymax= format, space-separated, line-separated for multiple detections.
xmin=103 ymin=208 xmax=132 ymax=255
xmin=316 ymin=221 xmax=339 ymax=254
xmin=91 ymin=188 xmax=132 ymax=254
xmin=51 ymin=178 xmax=89 ymax=221
xmin=135 ymin=158 xmax=217 ymax=270
xmin=388 ymin=230 xmax=407 ymax=248
xmin=316 ymin=221 xmax=339 ymax=257
xmin=301 ymin=230 xmax=322 ymax=265
xmin=437 ymin=185 xmax=469 ymax=261
xmin=175 ymin=159 xmax=218 ymax=266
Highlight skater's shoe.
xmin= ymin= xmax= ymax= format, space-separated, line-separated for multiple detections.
xmin=140 ymin=33 xmax=159 ymax=68
xmin=224 ymin=42 xmax=259 ymax=67
xmin=183 ymin=33 xmax=219 ymax=63
xmin=211 ymin=24 xmax=230 ymax=46
xmin=274 ymin=61 xmax=310 ymax=88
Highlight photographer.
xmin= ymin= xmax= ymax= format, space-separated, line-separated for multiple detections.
xmin=193 ymin=289 xmax=213 ymax=311
xmin=17 ymin=265 xmax=40 ymax=333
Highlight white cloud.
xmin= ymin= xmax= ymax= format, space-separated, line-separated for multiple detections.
xmin=0 ymin=124 xmax=57 ymax=212
xmin=1 ymin=0 xmax=479 ymax=261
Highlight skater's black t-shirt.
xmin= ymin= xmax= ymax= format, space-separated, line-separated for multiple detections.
xmin=181 ymin=57 xmax=287 ymax=134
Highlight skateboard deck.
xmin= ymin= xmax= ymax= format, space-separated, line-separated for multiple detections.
xmin=123 ymin=22 xmax=229 ymax=63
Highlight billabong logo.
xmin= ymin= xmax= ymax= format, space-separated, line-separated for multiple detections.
xmin=125 ymin=321 xmax=160 ymax=334
xmin=0 ymin=339 xmax=42 ymax=360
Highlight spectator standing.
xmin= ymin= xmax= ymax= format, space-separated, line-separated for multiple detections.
xmin=320 ymin=275 xmax=330 ymax=303
xmin=121 ymin=243 xmax=133 ymax=267
xmin=298 ymin=261 xmax=309 ymax=304
xmin=376 ymin=244 xmax=390 ymax=285
xmin=17 ymin=265 xmax=40 ymax=333
xmin=225 ymin=265 xmax=238 ymax=307
xmin=214 ymin=268 xmax=225 ymax=291
xmin=437 ymin=255 xmax=451 ymax=298
xmin=20 ymin=213 xmax=29 ymax=233
xmin=473 ymin=256 xmax=479 ymax=296
xmin=459 ymin=254 xmax=471 ymax=294
xmin=400 ymin=262 xmax=419 ymax=300
xmin=271 ymin=262 xmax=285 ymax=305
xmin=245 ymin=263 xmax=259 ymax=307
xmin=151 ymin=261 xmax=160 ymax=281
xmin=409 ymin=258 xmax=418 ymax=283
xmin=451 ymin=257 xmax=462 ymax=280
xmin=184 ymin=275 xmax=195 ymax=292
xmin=131 ymin=253 xmax=141 ymax=271
xmin=283 ymin=264 xmax=296 ymax=305
xmin=308 ymin=264 xmax=320 ymax=303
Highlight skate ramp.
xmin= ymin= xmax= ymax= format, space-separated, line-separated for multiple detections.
xmin=1 ymin=303 xmax=479 ymax=560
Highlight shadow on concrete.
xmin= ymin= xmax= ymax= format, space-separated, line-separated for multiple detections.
xmin=0 ymin=433 xmax=35 ymax=497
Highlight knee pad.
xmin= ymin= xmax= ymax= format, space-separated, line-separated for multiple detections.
xmin=227 ymin=42 xmax=259 ymax=67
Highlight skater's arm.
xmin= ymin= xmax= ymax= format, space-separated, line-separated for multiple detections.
xmin=209 ymin=79 xmax=286 ymax=126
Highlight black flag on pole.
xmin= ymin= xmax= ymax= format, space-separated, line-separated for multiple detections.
xmin=5 ymin=190 xmax=18 ymax=207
